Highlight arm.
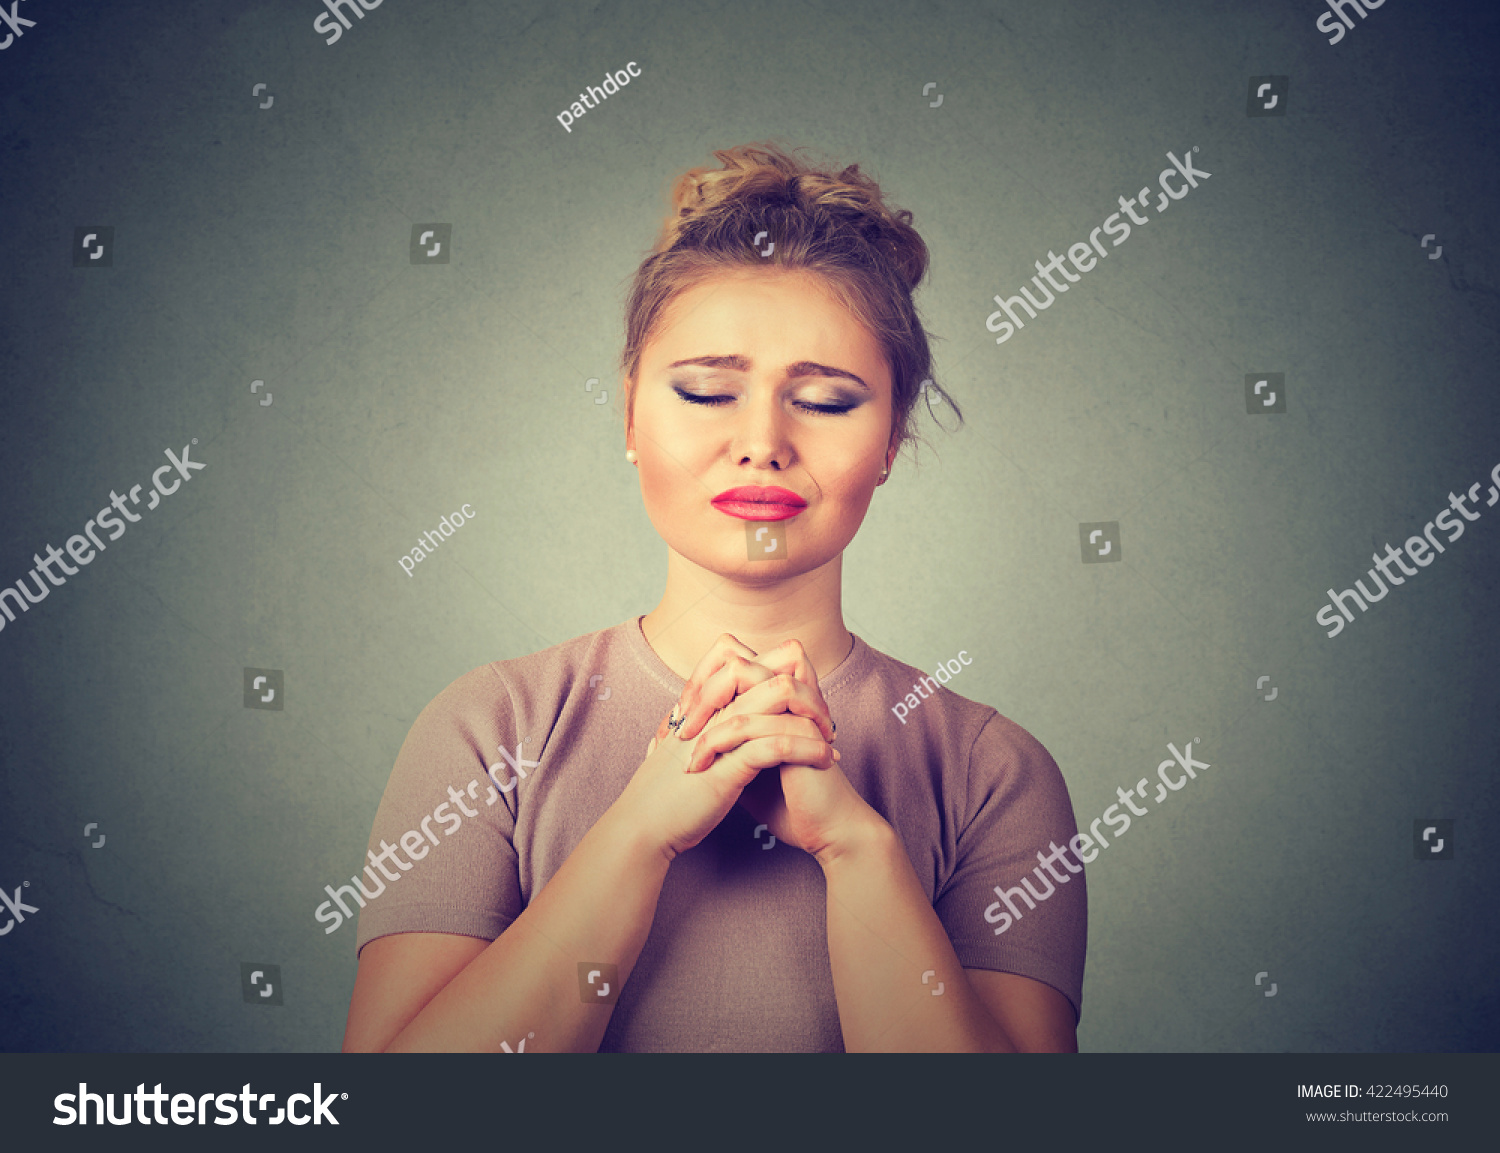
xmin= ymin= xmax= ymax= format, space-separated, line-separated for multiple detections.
xmin=817 ymin=819 xmax=1077 ymax=1052
xmin=664 ymin=636 xmax=1084 ymax=1053
xmin=343 ymin=801 xmax=670 ymax=1053
xmin=661 ymin=638 xmax=1075 ymax=1051
xmin=345 ymin=658 xmax=817 ymax=1053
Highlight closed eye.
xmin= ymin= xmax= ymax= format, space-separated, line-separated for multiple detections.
xmin=673 ymin=389 xmax=730 ymax=407
xmin=672 ymin=385 xmax=854 ymax=415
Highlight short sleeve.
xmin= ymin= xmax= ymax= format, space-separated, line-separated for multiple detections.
xmin=352 ymin=666 xmax=525 ymax=958
xmin=933 ymin=712 xmax=1087 ymax=1021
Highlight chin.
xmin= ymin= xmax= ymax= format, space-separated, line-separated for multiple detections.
xmin=737 ymin=539 xmax=848 ymax=579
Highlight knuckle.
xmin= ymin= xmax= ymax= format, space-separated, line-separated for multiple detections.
xmin=731 ymin=664 xmax=762 ymax=692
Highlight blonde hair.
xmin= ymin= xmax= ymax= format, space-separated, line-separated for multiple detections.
xmin=619 ymin=142 xmax=962 ymax=459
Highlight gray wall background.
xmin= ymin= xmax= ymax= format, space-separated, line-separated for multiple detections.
xmin=1 ymin=0 xmax=1496 ymax=1052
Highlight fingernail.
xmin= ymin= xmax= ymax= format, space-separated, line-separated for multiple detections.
xmin=832 ymin=748 xmax=841 ymax=761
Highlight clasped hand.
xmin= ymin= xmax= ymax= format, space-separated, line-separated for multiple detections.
xmin=617 ymin=634 xmax=881 ymax=865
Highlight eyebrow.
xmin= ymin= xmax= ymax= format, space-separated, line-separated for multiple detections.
xmin=666 ymin=355 xmax=871 ymax=392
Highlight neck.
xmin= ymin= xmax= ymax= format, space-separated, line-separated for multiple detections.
xmin=640 ymin=549 xmax=854 ymax=681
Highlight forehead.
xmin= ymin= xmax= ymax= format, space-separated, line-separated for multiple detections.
xmin=647 ymin=269 xmax=885 ymax=369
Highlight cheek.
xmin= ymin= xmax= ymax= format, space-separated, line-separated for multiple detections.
xmin=813 ymin=448 xmax=878 ymax=501
xmin=638 ymin=455 xmax=704 ymax=523
xmin=638 ymin=462 xmax=675 ymax=511
xmin=801 ymin=482 xmax=870 ymax=545
xmin=824 ymin=489 xmax=874 ymax=533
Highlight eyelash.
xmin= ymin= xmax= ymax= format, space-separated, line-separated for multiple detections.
xmin=672 ymin=385 xmax=855 ymax=416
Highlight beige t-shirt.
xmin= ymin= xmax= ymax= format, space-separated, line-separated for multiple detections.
xmin=351 ymin=617 xmax=1086 ymax=1051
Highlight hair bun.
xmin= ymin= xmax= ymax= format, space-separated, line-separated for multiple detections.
xmin=656 ymin=143 xmax=928 ymax=293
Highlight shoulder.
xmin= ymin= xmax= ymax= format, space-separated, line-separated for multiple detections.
xmin=964 ymin=710 xmax=1070 ymax=815
xmin=417 ymin=625 xmax=617 ymax=721
xmin=849 ymin=642 xmax=996 ymax=739
xmin=389 ymin=626 xmax=629 ymax=772
xmin=853 ymin=642 xmax=1056 ymax=760
xmin=849 ymin=639 xmax=1066 ymax=803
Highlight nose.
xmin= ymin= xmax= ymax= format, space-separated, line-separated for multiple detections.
xmin=732 ymin=388 xmax=794 ymax=471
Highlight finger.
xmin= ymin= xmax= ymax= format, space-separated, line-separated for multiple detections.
xmin=676 ymin=654 xmax=781 ymax=742
xmin=696 ymin=728 xmax=840 ymax=773
xmin=746 ymin=640 xmax=834 ymax=740
xmin=668 ymin=633 xmax=759 ymax=741
xmin=706 ymin=668 xmax=835 ymax=745
xmin=686 ymin=712 xmax=835 ymax=774
xmin=694 ymin=728 xmax=840 ymax=785
xmin=748 ymin=639 xmax=819 ymax=690
xmin=655 ymin=702 xmax=682 ymax=742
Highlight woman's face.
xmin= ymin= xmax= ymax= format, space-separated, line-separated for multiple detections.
xmin=626 ymin=268 xmax=896 ymax=582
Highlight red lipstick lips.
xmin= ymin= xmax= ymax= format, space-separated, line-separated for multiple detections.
xmin=711 ymin=485 xmax=807 ymax=521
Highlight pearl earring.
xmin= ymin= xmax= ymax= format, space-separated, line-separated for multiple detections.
xmin=625 ymin=449 xmax=638 ymax=464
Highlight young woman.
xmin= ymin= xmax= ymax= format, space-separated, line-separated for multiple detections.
xmin=342 ymin=143 xmax=1086 ymax=1053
